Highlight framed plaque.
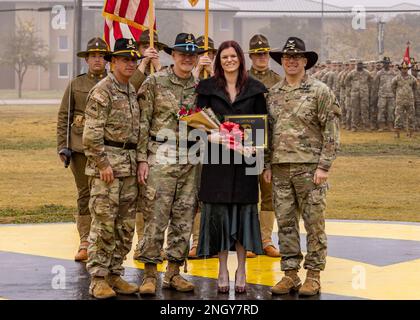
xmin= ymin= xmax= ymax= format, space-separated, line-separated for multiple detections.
xmin=224 ymin=114 xmax=268 ymax=148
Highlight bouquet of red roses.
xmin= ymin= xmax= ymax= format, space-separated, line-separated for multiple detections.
xmin=178 ymin=106 xmax=221 ymax=132
xmin=177 ymin=105 xmax=203 ymax=118
xmin=219 ymin=121 xmax=244 ymax=151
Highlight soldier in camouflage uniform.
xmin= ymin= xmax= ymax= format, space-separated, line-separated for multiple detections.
xmin=343 ymin=59 xmax=357 ymax=130
xmin=243 ymin=34 xmax=282 ymax=259
xmin=410 ymin=64 xmax=420 ymax=131
xmin=369 ymin=60 xmax=383 ymax=130
xmin=131 ymin=30 xmax=168 ymax=260
xmin=136 ymin=33 xmax=204 ymax=295
xmin=83 ymin=38 xmax=142 ymax=299
xmin=391 ymin=61 xmax=417 ymax=138
xmin=345 ymin=60 xmax=372 ymax=131
xmin=57 ymin=38 xmax=109 ymax=262
xmin=266 ymin=37 xmax=340 ymax=296
xmin=337 ymin=62 xmax=350 ymax=126
xmin=374 ymin=57 xmax=396 ymax=131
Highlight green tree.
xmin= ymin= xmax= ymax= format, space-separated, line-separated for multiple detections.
xmin=0 ymin=19 xmax=49 ymax=98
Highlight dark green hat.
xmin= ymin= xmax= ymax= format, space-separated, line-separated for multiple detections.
xmin=104 ymin=38 xmax=143 ymax=62
xmin=196 ymin=35 xmax=217 ymax=53
xmin=382 ymin=57 xmax=391 ymax=64
xmin=77 ymin=37 xmax=110 ymax=58
xmin=247 ymin=34 xmax=272 ymax=54
xmin=136 ymin=29 xmax=167 ymax=51
xmin=163 ymin=33 xmax=207 ymax=55
xmin=270 ymin=37 xmax=318 ymax=70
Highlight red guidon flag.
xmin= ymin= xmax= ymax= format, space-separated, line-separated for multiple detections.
xmin=103 ymin=0 xmax=156 ymax=50
xmin=188 ymin=0 xmax=199 ymax=6
xmin=403 ymin=41 xmax=411 ymax=65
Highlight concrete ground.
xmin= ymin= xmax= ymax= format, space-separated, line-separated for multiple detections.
xmin=1 ymin=219 xmax=420 ymax=300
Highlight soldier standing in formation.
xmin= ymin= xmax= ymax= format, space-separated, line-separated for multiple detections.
xmin=345 ymin=60 xmax=372 ymax=131
xmin=391 ymin=61 xmax=417 ymax=138
xmin=373 ymin=57 xmax=396 ymax=131
xmin=83 ymin=38 xmax=142 ymax=299
xmin=265 ymin=37 xmax=340 ymax=296
xmin=410 ymin=64 xmax=420 ymax=131
xmin=56 ymin=38 xmax=110 ymax=262
xmin=136 ymin=33 xmax=203 ymax=295
xmin=245 ymin=34 xmax=281 ymax=259
xmin=368 ymin=60 xmax=382 ymax=130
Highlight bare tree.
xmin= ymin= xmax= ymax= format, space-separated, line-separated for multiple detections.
xmin=0 ymin=19 xmax=49 ymax=98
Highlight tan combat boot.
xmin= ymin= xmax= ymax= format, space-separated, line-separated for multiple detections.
xmin=89 ymin=276 xmax=116 ymax=299
xmin=139 ymin=263 xmax=157 ymax=295
xmin=163 ymin=261 xmax=194 ymax=292
xmin=107 ymin=274 xmax=138 ymax=295
xmin=271 ymin=270 xmax=302 ymax=295
xmin=74 ymin=241 xmax=89 ymax=261
xmin=299 ymin=270 xmax=321 ymax=296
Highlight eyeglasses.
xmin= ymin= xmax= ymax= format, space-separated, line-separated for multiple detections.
xmin=282 ymin=54 xmax=305 ymax=61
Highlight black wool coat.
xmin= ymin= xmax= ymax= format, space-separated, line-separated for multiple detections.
xmin=196 ymin=76 xmax=268 ymax=204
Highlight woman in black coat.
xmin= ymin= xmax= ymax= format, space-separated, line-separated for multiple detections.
xmin=195 ymin=40 xmax=267 ymax=293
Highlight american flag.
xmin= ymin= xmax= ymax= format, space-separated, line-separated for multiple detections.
xmin=102 ymin=0 xmax=156 ymax=50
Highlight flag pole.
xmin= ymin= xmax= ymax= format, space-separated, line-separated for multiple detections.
xmin=149 ymin=0 xmax=155 ymax=74
xmin=203 ymin=0 xmax=209 ymax=79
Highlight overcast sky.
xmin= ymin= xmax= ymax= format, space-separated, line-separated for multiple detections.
xmin=325 ymin=0 xmax=418 ymax=7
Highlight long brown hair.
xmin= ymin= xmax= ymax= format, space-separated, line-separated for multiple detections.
xmin=214 ymin=40 xmax=248 ymax=97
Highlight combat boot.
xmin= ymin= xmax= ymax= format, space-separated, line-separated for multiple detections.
xmin=271 ymin=270 xmax=302 ymax=295
xmin=139 ymin=263 xmax=157 ymax=295
xmin=107 ymin=274 xmax=138 ymax=295
xmin=74 ymin=241 xmax=89 ymax=261
xmin=89 ymin=276 xmax=116 ymax=299
xmin=388 ymin=122 xmax=394 ymax=131
xmin=299 ymin=270 xmax=321 ymax=296
xmin=163 ymin=261 xmax=194 ymax=292
xmin=394 ymin=129 xmax=400 ymax=139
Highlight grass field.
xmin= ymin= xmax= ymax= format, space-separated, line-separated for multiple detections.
xmin=0 ymin=104 xmax=419 ymax=224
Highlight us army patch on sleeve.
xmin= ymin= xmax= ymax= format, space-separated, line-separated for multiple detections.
xmin=90 ymin=90 xmax=109 ymax=107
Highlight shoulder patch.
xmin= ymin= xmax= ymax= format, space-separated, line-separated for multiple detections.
xmin=89 ymin=89 xmax=109 ymax=106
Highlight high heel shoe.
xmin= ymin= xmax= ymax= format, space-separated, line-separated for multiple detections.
xmin=217 ymin=274 xmax=230 ymax=293
xmin=234 ymin=271 xmax=246 ymax=294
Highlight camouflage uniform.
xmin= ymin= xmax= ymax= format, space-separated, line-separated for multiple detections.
xmin=83 ymin=72 xmax=140 ymax=277
xmin=248 ymin=66 xmax=282 ymax=250
xmin=374 ymin=69 xmax=396 ymax=128
xmin=57 ymin=70 xmax=107 ymax=248
xmin=391 ymin=74 xmax=417 ymax=131
xmin=338 ymin=68 xmax=350 ymax=126
xmin=369 ymin=68 xmax=380 ymax=129
xmin=267 ymin=76 xmax=340 ymax=271
xmin=136 ymin=67 xmax=199 ymax=265
xmin=345 ymin=68 xmax=372 ymax=130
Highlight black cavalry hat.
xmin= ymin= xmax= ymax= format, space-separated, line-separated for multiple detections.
xmin=163 ymin=33 xmax=207 ymax=55
xmin=270 ymin=37 xmax=318 ymax=70
xmin=104 ymin=38 xmax=143 ymax=62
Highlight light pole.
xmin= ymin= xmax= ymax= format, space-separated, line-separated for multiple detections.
xmin=73 ymin=0 xmax=83 ymax=76
xmin=320 ymin=0 xmax=324 ymax=62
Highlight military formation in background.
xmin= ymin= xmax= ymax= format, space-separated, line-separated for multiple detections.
xmin=309 ymin=56 xmax=420 ymax=137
